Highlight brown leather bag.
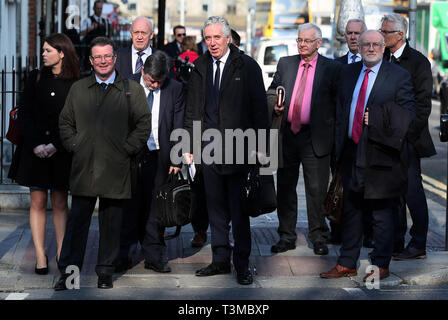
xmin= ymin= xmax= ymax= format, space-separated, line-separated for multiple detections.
xmin=323 ymin=167 xmax=343 ymax=223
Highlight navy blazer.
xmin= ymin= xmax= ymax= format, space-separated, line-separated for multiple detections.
xmin=116 ymin=46 xmax=157 ymax=79
xmin=335 ymin=60 xmax=416 ymax=199
xmin=335 ymin=53 xmax=349 ymax=65
xmin=128 ymin=73 xmax=186 ymax=187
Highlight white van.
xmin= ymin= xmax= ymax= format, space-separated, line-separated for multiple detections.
xmin=254 ymin=37 xmax=332 ymax=90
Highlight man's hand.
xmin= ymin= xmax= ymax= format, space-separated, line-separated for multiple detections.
xmin=364 ymin=108 xmax=369 ymax=126
xmin=33 ymin=144 xmax=48 ymax=158
xmin=183 ymin=153 xmax=194 ymax=165
xmin=169 ymin=166 xmax=181 ymax=175
xmin=274 ymin=103 xmax=284 ymax=116
xmin=44 ymin=143 xmax=57 ymax=158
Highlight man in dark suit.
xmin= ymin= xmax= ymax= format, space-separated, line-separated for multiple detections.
xmin=335 ymin=19 xmax=366 ymax=65
xmin=379 ymin=13 xmax=436 ymax=260
xmin=268 ymin=23 xmax=341 ymax=256
xmin=184 ymin=16 xmax=268 ymax=285
xmin=116 ymin=51 xmax=185 ymax=273
xmin=115 ymin=17 xmax=155 ymax=79
xmin=163 ymin=25 xmax=186 ymax=59
xmin=331 ymin=19 xmax=367 ymax=246
xmin=320 ymin=30 xmax=415 ymax=281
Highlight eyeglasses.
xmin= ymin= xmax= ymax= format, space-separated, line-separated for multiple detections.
xmin=91 ymin=54 xmax=115 ymax=62
xmin=296 ymin=38 xmax=318 ymax=45
xmin=132 ymin=31 xmax=150 ymax=37
xmin=360 ymin=42 xmax=383 ymax=49
xmin=176 ymin=33 xmax=186 ymax=37
xmin=379 ymin=29 xmax=399 ymax=35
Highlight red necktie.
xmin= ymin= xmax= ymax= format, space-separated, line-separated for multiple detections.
xmin=291 ymin=63 xmax=310 ymax=134
xmin=352 ymin=68 xmax=371 ymax=144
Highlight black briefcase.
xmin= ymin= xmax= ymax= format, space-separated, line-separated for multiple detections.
xmin=241 ymin=166 xmax=277 ymax=217
xmin=156 ymin=171 xmax=192 ymax=240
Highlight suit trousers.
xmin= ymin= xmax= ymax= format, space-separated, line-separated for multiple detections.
xmin=338 ymin=141 xmax=398 ymax=269
xmin=58 ymin=196 xmax=123 ymax=276
xmin=395 ymin=142 xmax=429 ymax=250
xmin=118 ymin=147 xmax=156 ymax=263
xmin=190 ymin=169 xmax=210 ymax=233
xmin=140 ymin=150 xmax=167 ymax=264
xmin=277 ymin=124 xmax=330 ymax=245
xmin=202 ymin=164 xmax=250 ymax=273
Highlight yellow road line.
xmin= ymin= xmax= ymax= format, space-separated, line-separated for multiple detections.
xmin=422 ymin=174 xmax=446 ymax=191
xmin=423 ymin=181 xmax=447 ymax=199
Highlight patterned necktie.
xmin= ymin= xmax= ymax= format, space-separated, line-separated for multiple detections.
xmin=147 ymin=90 xmax=157 ymax=150
xmin=214 ymin=60 xmax=221 ymax=97
xmin=351 ymin=55 xmax=358 ymax=64
xmin=291 ymin=63 xmax=310 ymax=134
xmin=135 ymin=51 xmax=144 ymax=74
xmin=100 ymin=82 xmax=107 ymax=92
xmin=352 ymin=68 xmax=372 ymax=144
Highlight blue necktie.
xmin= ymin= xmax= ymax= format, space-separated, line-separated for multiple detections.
xmin=351 ymin=55 xmax=358 ymax=64
xmin=147 ymin=90 xmax=157 ymax=150
xmin=135 ymin=51 xmax=144 ymax=74
xmin=214 ymin=60 xmax=221 ymax=97
xmin=100 ymin=82 xmax=107 ymax=92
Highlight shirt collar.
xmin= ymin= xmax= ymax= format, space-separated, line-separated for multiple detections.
xmin=212 ymin=46 xmax=230 ymax=65
xmin=348 ymin=51 xmax=361 ymax=62
xmin=132 ymin=45 xmax=152 ymax=56
xmin=95 ymin=71 xmax=116 ymax=85
xmin=300 ymin=53 xmax=318 ymax=67
xmin=391 ymin=42 xmax=406 ymax=60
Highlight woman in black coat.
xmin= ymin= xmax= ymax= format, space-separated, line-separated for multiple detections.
xmin=9 ymin=33 xmax=79 ymax=274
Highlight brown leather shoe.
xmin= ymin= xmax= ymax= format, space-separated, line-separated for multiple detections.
xmin=363 ymin=268 xmax=390 ymax=282
xmin=191 ymin=231 xmax=207 ymax=247
xmin=320 ymin=265 xmax=357 ymax=278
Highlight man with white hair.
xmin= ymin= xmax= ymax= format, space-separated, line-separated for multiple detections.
xmin=115 ymin=16 xmax=155 ymax=78
xmin=269 ymin=23 xmax=341 ymax=256
xmin=335 ymin=19 xmax=367 ymax=65
xmin=379 ymin=13 xmax=436 ymax=260
xmin=320 ymin=30 xmax=415 ymax=281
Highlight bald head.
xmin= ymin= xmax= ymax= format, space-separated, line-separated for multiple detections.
xmin=131 ymin=17 xmax=154 ymax=51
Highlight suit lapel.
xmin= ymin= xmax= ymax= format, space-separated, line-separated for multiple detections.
xmin=310 ymin=55 xmax=324 ymax=110
xmin=366 ymin=61 xmax=389 ymax=106
xmin=344 ymin=62 xmax=363 ymax=119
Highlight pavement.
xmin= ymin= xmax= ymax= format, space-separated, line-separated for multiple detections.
xmin=0 ymin=180 xmax=447 ymax=295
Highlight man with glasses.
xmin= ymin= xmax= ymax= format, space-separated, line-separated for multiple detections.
xmin=163 ymin=25 xmax=186 ymax=59
xmin=117 ymin=51 xmax=185 ymax=274
xmin=320 ymin=30 xmax=415 ymax=281
xmin=379 ymin=14 xmax=436 ymax=261
xmin=116 ymin=17 xmax=155 ymax=78
xmin=54 ymin=37 xmax=151 ymax=290
xmin=268 ymin=23 xmax=341 ymax=256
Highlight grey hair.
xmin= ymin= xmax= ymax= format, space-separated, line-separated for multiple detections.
xmin=143 ymin=51 xmax=170 ymax=80
xmin=203 ymin=16 xmax=231 ymax=37
xmin=381 ymin=13 xmax=407 ymax=41
xmin=358 ymin=29 xmax=385 ymax=46
xmin=131 ymin=16 xmax=153 ymax=33
xmin=345 ymin=18 xmax=367 ymax=33
xmin=297 ymin=23 xmax=322 ymax=40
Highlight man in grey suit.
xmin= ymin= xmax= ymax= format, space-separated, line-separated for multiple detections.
xmin=269 ymin=23 xmax=341 ymax=256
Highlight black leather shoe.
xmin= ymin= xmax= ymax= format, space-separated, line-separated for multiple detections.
xmin=195 ymin=263 xmax=231 ymax=277
xmin=54 ymin=274 xmax=69 ymax=291
xmin=97 ymin=275 xmax=113 ymax=289
xmin=144 ymin=261 xmax=172 ymax=273
xmin=237 ymin=270 xmax=253 ymax=285
xmin=270 ymin=239 xmax=296 ymax=253
xmin=393 ymin=246 xmax=426 ymax=261
xmin=313 ymin=242 xmax=329 ymax=255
